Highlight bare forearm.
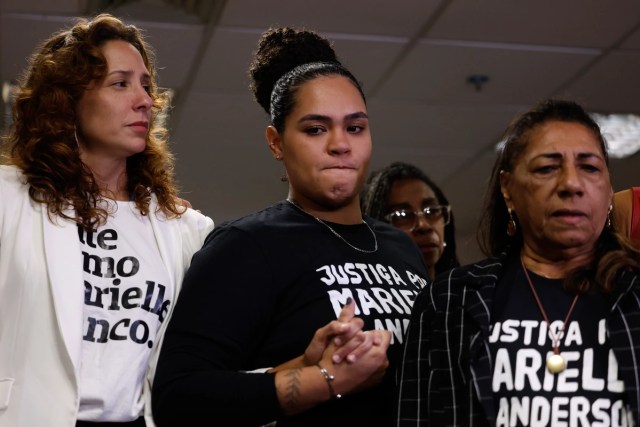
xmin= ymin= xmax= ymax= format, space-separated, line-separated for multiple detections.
xmin=275 ymin=366 xmax=331 ymax=415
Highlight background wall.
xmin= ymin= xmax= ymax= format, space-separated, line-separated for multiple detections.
xmin=2 ymin=0 xmax=640 ymax=263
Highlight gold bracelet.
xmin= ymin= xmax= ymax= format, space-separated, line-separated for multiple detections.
xmin=316 ymin=363 xmax=341 ymax=399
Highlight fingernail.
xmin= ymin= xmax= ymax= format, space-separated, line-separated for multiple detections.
xmin=341 ymin=297 xmax=352 ymax=308
xmin=333 ymin=354 xmax=341 ymax=363
xmin=347 ymin=354 xmax=356 ymax=363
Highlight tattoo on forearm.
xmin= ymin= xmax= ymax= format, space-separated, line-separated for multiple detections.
xmin=281 ymin=368 xmax=302 ymax=412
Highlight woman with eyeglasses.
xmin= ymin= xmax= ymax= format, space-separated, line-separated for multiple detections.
xmin=362 ymin=161 xmax=460 ymax=280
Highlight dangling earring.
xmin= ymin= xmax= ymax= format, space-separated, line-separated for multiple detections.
xmin=442 ymin=241 xmax=447 ymax=248
xmin=607 ymin=204 xmax=613 ymax=228
xmin=507 ymin=208 xmax=517 ymax=237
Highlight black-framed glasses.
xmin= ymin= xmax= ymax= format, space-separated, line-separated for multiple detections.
xmin=384 ymin=205 xmax=451 ymax=231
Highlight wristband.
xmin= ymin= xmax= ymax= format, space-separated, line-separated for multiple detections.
xmin=316 ymin=363 xmax=342 ymax=400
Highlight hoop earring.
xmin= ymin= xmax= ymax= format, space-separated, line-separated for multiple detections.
xmin=507 ymin=208 xmax=517 ymax=237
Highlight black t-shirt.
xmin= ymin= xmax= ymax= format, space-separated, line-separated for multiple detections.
xmin=152 ymin=200 xmax=429 ymax=426
xmin=489 ymin=260 xmax=632 ymax=426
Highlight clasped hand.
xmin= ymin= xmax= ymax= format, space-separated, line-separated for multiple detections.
xmin=304 ymin=299 xmax=391 ymax=395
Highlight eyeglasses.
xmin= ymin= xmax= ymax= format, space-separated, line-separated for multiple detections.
xmin=384 ymin=205 xmax=451 ymax=231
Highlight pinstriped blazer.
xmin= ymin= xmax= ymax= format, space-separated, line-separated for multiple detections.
xmin=396 ymin=251 xmax=640 ymax=426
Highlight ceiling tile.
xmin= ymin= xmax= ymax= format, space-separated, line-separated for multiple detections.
xmin=1 ymin=14 xmax=77 ymax=78
xmin=139 ymin=22 xmax=203 ymax=89
xmin=219 ymin=0 xmax=443 ymax=37
xmin=429 ymin=0 xmax=640 ymax=48
xmin=560 ymin=51 xmax=640 ymax=114
xmin=376 ymin=42 xmax=598 ymax=105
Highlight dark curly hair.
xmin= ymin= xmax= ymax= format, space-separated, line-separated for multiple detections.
xmin=362 ymin=161 xmax=460 ymax=274
xmin=478 ymin=98 xmax=640 ymax=293
xmin=1 ymin=13 xmax=183 ymax=229
xmin=248 ymin=27 xmax=365 ymax=132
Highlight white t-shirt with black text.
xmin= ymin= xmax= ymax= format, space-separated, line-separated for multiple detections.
xmin=77 ymin=200 xmax=172 ymax=422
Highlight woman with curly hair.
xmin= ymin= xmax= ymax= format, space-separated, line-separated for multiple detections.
xmin=0 ymin=14 xmax=213 ymax=427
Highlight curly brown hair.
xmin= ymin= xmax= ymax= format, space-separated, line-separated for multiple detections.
xmin=1 ymin=13 xmax=183 ymax=229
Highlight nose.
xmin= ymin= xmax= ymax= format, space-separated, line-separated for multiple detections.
xmin=412 ymin=211 xmax=434 ymax=233
xmin=134 ymin=84 xmax=152 ymax=111
xmin=558 ymin=164 xmax=584 ymax=197
xmin=327 ymin=129 xmax=351 ymax=155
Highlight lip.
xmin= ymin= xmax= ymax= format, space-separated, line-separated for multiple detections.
xmin=419 ymin=245 xmax=441 ymax=257
xmin=323 ymin=163 xmax=357 ymax=170
xmin=551 ymin=209 xmax=587 ymax=217
xmin=550 ymin=209 xmax=588 ymax=224
xmin=127 ymin=121 xmax=149 ymax=131
xmin=417 ymin=241 xmax=440 ymax=250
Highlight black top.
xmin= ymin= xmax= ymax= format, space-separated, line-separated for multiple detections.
xmin=490 ymin=262 xmax=627 ymax=425
xmin=152 ymin=200 xmax=429 ymax=426
xmin=396 ymin=250 xmax=640 ymax=426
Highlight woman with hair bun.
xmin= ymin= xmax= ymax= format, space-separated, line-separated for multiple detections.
xmin=152 ymin=27 xmax=428 ymax=426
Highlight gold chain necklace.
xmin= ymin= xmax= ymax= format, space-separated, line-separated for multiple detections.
xmin=286 ymin=198 xmax=378 ymax=253
xmin=520 ymin=256 xmax=579 ymax=374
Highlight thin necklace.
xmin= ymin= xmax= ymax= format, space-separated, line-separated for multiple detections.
xmin=286 ymin=198 xmax=378 ymax=253
xmin=520 ymin=256 xmax=579 ymax=374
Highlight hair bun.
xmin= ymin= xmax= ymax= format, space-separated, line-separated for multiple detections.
xmin=249 ymin=27 xmax=339 ymax=114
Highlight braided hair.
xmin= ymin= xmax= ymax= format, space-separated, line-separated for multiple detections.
xmin=362 ymin=161 xmax=460 ymax=274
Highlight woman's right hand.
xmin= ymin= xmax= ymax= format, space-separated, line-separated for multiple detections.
xmin=270 ymin=299 xmax=379 ymax=374
xmin=317 ymin=328 xmax=391 ymax=398
xmin=274 ymin=309 xmax=391 ymax=415
xmin=303 ymin=298 xmax=380 ymax=365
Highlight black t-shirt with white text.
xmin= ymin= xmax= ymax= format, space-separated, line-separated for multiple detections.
xmin=489 ymin=261 xmax=632 ymax=426
xmin=153 ymin=200 xmax=429 ymax=427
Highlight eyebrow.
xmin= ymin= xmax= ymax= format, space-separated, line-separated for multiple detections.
xmin=388 ymin=197 xmax=439 ymax=211
xmin=108 ymin=69 xmax=151 ymax=81
xmin=536 ymin=152 xmax=604 ymax=161
xmin=387 ymin=202 xmax=413 ymax=211
xmin=298 ymin=111 xmax=369 ymax=123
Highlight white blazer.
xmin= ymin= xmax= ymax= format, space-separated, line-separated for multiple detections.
xmin=0 ymin=165 xmax=214 ymax=427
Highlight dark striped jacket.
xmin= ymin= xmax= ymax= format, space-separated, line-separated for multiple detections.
xmin=396 ymin=252 xmax=640 ymax=426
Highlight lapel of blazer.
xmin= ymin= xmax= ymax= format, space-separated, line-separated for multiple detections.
xmin=464 ymin=255 xmax=507 ymax=423
xmin=42 ymin=207 xmax=84 ymax=376
xmin=608 ymin=270 xmax=640 ymax=421
xmin=146 ymin=195 xmax=179 ymax=290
